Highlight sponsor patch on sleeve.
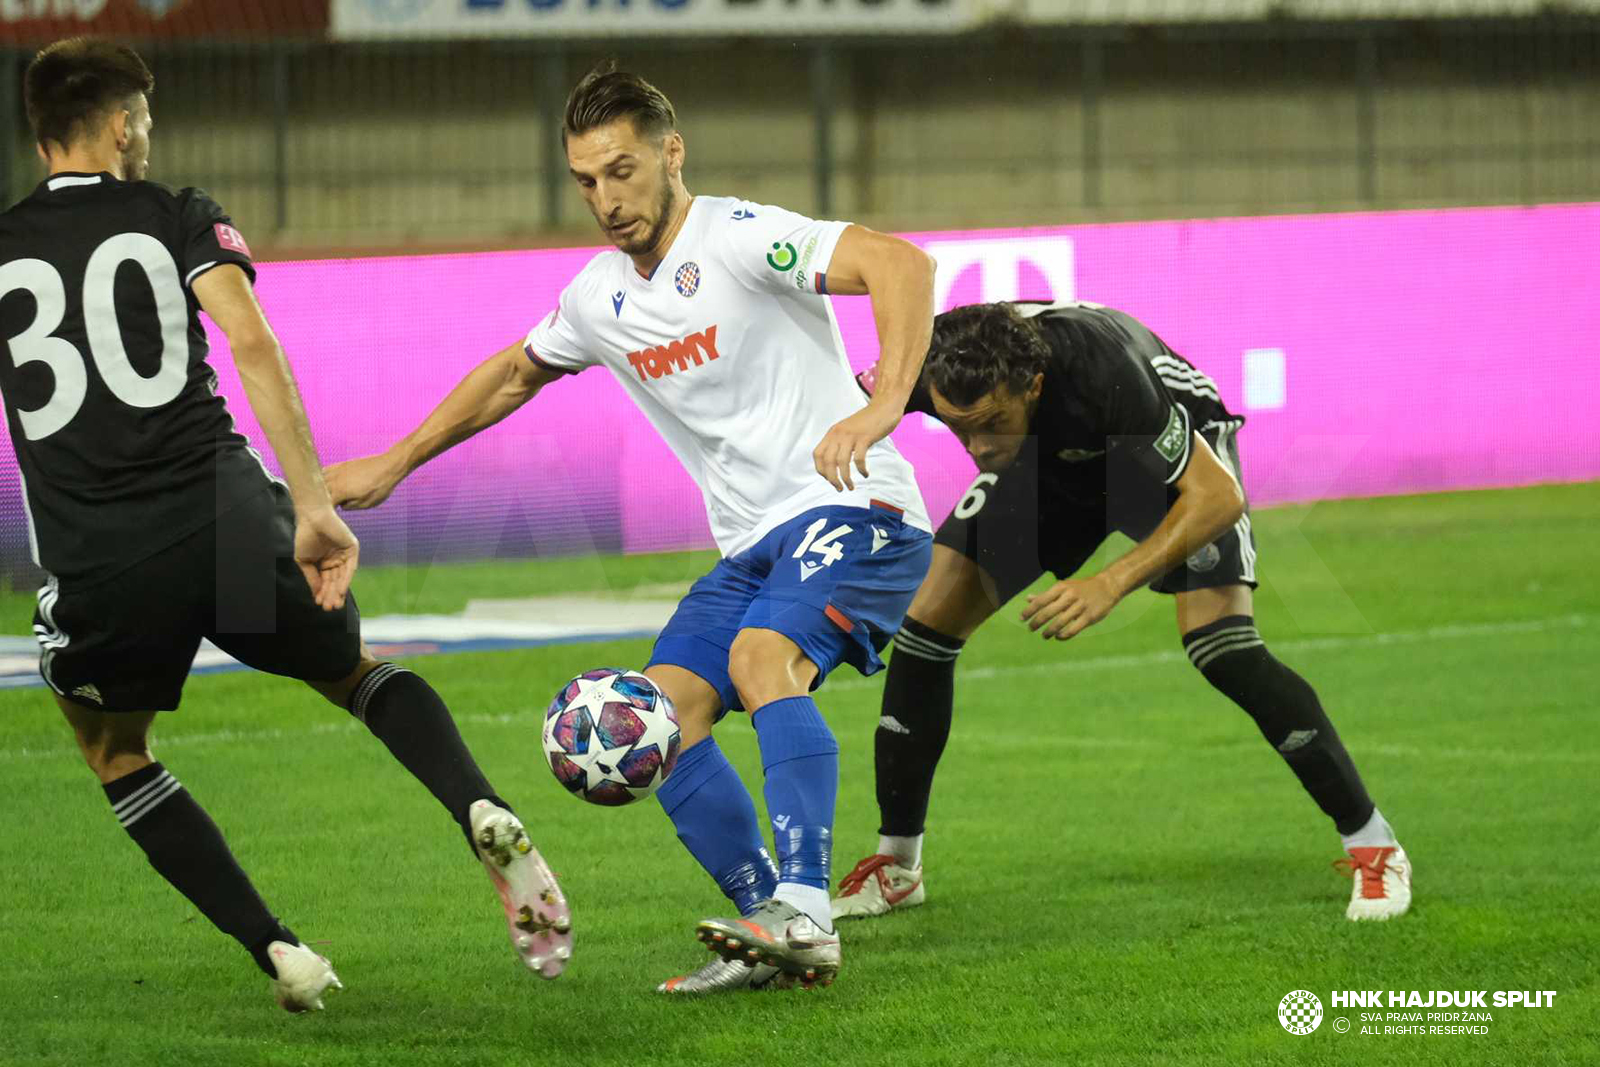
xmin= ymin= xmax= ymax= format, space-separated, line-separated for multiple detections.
xmin=1154 ymin=404 xmax=1188 ymax=464
xmin=214 ymin=222 xmax=252 ymax=258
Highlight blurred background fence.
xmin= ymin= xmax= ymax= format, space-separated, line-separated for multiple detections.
xmin=4 ymin=2 xmax=1598 ymax=252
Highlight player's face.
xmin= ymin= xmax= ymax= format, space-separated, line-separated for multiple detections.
xmin=119 ymin=94 xmax=152 ymax=181
xmin=566 ymin=119 xmax=682 ymax=257
xmin=930 ymin=374 xmax=1044 ymax=472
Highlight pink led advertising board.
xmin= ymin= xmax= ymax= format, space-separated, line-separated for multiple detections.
xmin=2 ymin=203 xmax=1596 ymax=574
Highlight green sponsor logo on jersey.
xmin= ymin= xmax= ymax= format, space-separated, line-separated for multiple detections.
xmin=766 ymin=242 xmax=798 ymax=271
xmin=1154 ymin=405 xmax=1187 ymax=463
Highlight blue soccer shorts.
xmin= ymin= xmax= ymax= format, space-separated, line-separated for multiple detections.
xmin=647 ymin=500 xmax=933 ymax=716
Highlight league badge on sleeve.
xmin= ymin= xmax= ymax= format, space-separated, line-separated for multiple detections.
xmin=1155 ymin=405 xmax=1188 ymax=463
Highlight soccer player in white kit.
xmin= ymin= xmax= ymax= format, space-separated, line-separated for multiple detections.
xmin=327 ymin=66 xmax=937 ymax=993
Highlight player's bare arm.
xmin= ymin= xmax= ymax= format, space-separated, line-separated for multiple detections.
xmin=193 ymin=263 xmax=355 ymax=611
xmin=325 ymin=342 xmax=564 ymax=510
xmin=1023 ymin=433 xmax=1245 ymax=639
xmin=811 ymin=225 xmax=937 ymax=492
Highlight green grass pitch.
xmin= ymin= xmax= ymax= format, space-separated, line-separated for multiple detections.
xmin=1 ymin=482 xmax=1595 ymax=1066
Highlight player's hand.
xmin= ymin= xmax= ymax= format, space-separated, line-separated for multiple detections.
xmin=294 ymin=505 xmax=359 ymax=612
xmin=1021 ymin=574 xmax=1121 ymax=640
xmin=324 ymin=451 xmax=405 ymax=510
xmin=813 ymin=402 xmax=901 ymax=492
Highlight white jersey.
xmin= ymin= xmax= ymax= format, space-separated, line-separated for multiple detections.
xmin=524 ymin=195 xmax=930 ymax=557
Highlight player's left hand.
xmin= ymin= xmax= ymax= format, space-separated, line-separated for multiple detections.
xmin=294 ymin=505 xmax=360 ymax=612
xmin=813 ymin=402 xmax=901 ymax=491
xmin=1021 ymin=574 xmax=1121 ymax=640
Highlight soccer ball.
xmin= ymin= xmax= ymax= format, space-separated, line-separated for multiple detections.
xmin=542 ymin=668 xmax=680 ymax=806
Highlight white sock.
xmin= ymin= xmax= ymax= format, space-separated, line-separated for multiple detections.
xmin=773 ymin=882 xmax=833 ymax=930
xmin=1340 ymin=808 xmax=1399 ymax=851
xmin=878 ymin=833 xmax=923 ymax=869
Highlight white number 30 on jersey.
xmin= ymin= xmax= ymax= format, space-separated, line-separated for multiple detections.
xmin=793 ymin=519 xmax=853 ymax=582
xmin=0 ymin=233 xmax=190 ymax=441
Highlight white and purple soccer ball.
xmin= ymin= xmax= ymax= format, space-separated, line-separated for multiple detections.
xmin=542 ymin=668 xmax=680 ymax=806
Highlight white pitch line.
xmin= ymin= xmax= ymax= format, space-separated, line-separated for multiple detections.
xmin=937 ymin=732 xmax=1600 ymax=766
xmin=828 ymin=612 xmax=1593 ymax=691
xmin=0 ymin=614 xmax=1589 ymax=765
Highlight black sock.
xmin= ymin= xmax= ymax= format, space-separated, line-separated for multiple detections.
xmin=875 ymin=618 xmax=964 ymax=838
xmin=349 ymin=664 xmax=508 ymax=848
xmin=1184 ymin=615 xmax=1376 ymax=835
xmin=104 ymin=763 xmax=295 ymax=976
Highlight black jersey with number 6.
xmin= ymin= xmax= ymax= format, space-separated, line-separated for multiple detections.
xmin=0 ymin=172 xmax=275 ymax=586
xmin=905 ymin=300 xmax=1242 ymax=534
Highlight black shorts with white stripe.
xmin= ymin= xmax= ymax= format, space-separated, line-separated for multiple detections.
xmin=933 ymin=420 xmax=1258 ymax=606
xmin=1145 ymin=417 xmax=1258 ymax=595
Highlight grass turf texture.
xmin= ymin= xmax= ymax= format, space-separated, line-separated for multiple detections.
xmin=1 ymin=482 xmax=1595 ymax=1067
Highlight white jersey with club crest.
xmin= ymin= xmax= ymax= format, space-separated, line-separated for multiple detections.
xmin=524 ymin=195 xmax=930 ymax=557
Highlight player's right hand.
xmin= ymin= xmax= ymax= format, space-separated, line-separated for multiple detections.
xmin=294 ymin=506 xmax=359 ymax=612
xmin=324 ymin=452 xmax=404 ymax=510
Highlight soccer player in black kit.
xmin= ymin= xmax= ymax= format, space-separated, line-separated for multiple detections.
xmin=832 ymin=300 xmax=1412 ymax=922
xmin=0 ymin=39 xmax=571 ymax=1011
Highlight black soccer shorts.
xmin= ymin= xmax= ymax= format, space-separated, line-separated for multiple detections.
xmin=33 ymin=484 xmax=362 ymax=712
xmin=933 ymin=421 xmax=1259 ymax=608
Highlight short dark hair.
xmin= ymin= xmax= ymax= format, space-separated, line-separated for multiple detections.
xmin=925 ymin=303 xmax=1052 ymax=407
xmin=563 ymin=61 xmax=677 ymax=147
xmin=24 ymin=37 xmax=153 ymax=151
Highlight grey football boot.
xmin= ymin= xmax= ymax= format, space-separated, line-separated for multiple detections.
xmin=657 ymin=954 xmax=782 ymax=995
xmin=695 ymin=898 xmax=841 ymax=987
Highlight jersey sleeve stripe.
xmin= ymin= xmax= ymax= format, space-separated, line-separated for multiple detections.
xmin=184 ymin=260 xmax=220 ymax=288
xmin=523 ymin=343 xmax=576 ymax=376
xmin=1150 ymin=356 xmax=1223 ymax=399
xmin=1155 ymin=371 xmax=1222 ymax=403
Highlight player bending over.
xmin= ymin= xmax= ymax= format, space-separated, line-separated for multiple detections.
xmin=832 ymin=301 xmax=1411 ymax=923
xmin=0 ymin=39 xmax=569 ymax=1012
xmin=327 ymin=65 xmax=936 ymax=994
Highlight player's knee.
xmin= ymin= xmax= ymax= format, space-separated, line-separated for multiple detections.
xmin=72 ymin=724 xmax=151 ymax=782
xmin=727 ymin=630 xmax=813 ymax=711
xmin=675 ymin=697 xmax=718 ymax=749
xmin=309 ymin=650 xmax=384 ymax=710
xmin=906 ymin=552 xmax=1000 ymax=641
xmin=643 ymin=664 xmax=722 ymax=748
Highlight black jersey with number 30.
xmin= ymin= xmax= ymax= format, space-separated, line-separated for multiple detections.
xmin=0 ymin=172 xmax=275 ymax=586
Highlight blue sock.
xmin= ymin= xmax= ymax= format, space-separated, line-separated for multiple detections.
xmin=655 ymin=736 xmax=777 ymax=915
xmin=752 ymin=695 xmax=839 ymax=891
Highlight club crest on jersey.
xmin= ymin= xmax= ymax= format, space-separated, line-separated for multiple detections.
xmin=674 ymin=262 xmax=701 ymax=297
xmin=625 ymin=325 xmax=720 ymax=382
